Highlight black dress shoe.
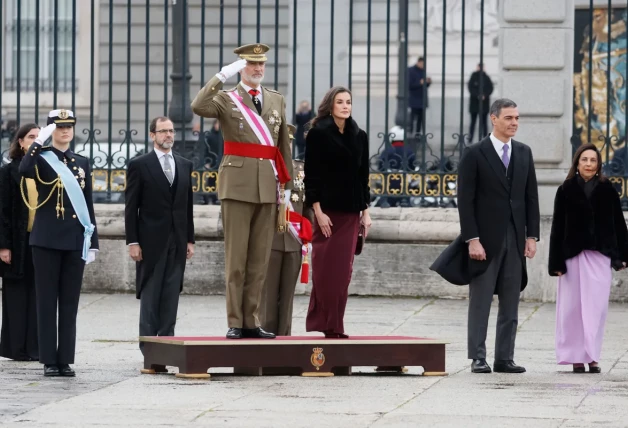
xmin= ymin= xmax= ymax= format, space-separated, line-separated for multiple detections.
xmin=589 ymin=365 xmax=601 ymax=374
xmin=471 ymin=359 xmax=492 ymax=373
xmin=493 ymin=360 xmax=526 ymax=373
xmin=44 ymin=365 xmax=60 ymax=377
xmin=573 ymin=365 xmax=586 ymax=373
xmin=226 ymin=328 xmax=243 ymax=339
xmin=58 ymin=364 xmax=76 ymax=377
xmin=243 ymin=327 xmax=276 ymax=339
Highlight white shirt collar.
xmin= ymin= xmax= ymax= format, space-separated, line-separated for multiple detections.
xmin=239 ymin=81 xmax=263 ymax=105
xmin=154 ymin=148 xmax=175 ymax=174
xmin=154 ymin=148 xmax=172 ymax=160
xmin=489 ymin=133 xmax=512 ymax=155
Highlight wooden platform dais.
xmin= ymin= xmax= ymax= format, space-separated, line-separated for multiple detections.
xmin=139 ymin=335 xmax=448 ymax=380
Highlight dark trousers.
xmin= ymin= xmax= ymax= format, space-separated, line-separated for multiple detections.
xmin=468 ymin=222 xmax=522 ymax=361
xmin=411 ymin=108 xmax=425 ymax=135
xmin=139 ymin=232 xmax=184 ymax=354
xmin=469 ymin=112 xmax=489 ymax=143
xmin=31 ymin=246 xmax=85 ymax=365
xmin=0 ymin=243 xmax=38 ymax=361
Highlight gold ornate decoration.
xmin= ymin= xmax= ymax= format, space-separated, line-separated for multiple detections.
xmin=310 ymin=347 xmax=326 ymax=371
xmin=405 ymin=174 xmax=422 ymax=196
xmin=386 ymin=173 xmax=403 ymax=195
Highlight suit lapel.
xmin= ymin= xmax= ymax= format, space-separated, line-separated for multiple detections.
xmin=479 ymin=137 xmax=509 ymax=190
xmin=146 ymin=150 xmax=172 ymax=200
xmin=510 ymin=141 xmax=526 ymax=192
xmin=237 ymin=84 xmax=259 ymax=117
xmin=173 ymin=154 xmax=186 ymax=205
xmin=261 ymin=86 xmax=272 ymax=118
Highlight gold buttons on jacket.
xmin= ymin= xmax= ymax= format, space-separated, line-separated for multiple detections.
xmin=72 ymin=214 xmax=77 ymax=219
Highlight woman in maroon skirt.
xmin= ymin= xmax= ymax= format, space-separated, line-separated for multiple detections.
xmin=303 ymin=86 xmax=372 ymax=338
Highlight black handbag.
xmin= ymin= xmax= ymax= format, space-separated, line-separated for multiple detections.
xmin=355 ymin=225 xmax=366 ymax=255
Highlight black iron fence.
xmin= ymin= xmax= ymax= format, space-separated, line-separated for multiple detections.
xmin=1 ymin=1 xmax=625 ymax=207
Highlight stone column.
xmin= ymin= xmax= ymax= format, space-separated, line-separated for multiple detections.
xmin=499 ymin=0 xmax=575 ymax=215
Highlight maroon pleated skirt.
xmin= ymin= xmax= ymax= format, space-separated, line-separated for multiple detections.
xmin=305 ymin=210 xmax=360 ymax=334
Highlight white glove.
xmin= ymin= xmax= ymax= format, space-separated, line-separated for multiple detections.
xmin=34 ymin=123 xmax=56 ymax=145
xmin=86 ymin=249 xmax=97 ymax=265
xmin=216 ymin=59 xmax=247 ymax=83
xmin=283 ymin=189 xmax=292 ymax=205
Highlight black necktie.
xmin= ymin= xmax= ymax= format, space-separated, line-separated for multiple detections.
xmin=248 ymin=89 xmax=262 ymax=115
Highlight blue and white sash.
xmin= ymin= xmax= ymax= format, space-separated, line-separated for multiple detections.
xmin=40 ymin=151 xmax=95 ymax=261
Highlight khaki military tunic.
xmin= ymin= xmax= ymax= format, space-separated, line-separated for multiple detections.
xmin=260 ymin=161 xmax=312 ymax=335
xmin=191 ymin=76 xmax=293 ymax=329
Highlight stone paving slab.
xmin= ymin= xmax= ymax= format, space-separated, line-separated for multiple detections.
xmin=2 ymin=294 xmax=628 ymax=427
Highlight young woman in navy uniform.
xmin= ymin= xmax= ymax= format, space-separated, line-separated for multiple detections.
xmin=19 ymin=109 xmax=99 ymax=377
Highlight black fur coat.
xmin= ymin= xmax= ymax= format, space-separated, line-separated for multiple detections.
xmin=0 ymin=159 xmax=31 ymax=280
xmin=304 ymin=115 xmax=370 ymax=213
xmin=548 ymin=176 xmax=628 ymax=276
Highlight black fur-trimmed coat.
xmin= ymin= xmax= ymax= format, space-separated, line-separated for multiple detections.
xmin=304 ymin=115 xmax=370 ymax=213
xmin=0 ymin=159 xmax=31 ymax=280
xmin=548 ymin=176 xmax=628 ymax=276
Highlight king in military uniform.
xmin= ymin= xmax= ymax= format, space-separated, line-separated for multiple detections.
xmin=191 ymin=43 xmax=293 ymax=339
xmin=19 ymin=109 xmax=99 ymax=377
xmin=260 ymin=124 xmax=313 ymax=336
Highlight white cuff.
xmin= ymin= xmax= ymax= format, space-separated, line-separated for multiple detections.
xmin=215 ymin=72 xmax=226 ymax=83
xmin=128 ymin=243 xmax=139 ymax=246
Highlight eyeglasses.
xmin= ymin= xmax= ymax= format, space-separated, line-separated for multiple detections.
xmin=155 ymin=129 xmax=176 ymax=135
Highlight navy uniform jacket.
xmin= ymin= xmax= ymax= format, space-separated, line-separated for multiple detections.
xmin=19 ymin=144 xmax=99 ymax=252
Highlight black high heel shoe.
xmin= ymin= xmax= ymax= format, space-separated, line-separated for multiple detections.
xmin=588 ymin=363 xmax=601 ymax=374
xmin=573 ymin=364 xmax=585 ymax=373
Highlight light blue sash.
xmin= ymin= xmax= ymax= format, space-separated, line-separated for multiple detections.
xmin=40 ymin=151 xmax=95 ymax=261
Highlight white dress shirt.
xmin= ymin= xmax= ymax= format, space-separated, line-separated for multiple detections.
xmin=489 ymin=133 xmax=512 ymax=163
xmin=239 ymin=81 xmax=263 ymax=109
xmin=155 ymin=148 xmax=176 ymax=179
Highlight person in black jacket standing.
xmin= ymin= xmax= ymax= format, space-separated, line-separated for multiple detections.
xmin=0 ymin=124 xmax=40 ymax=361
xmin=304 ymin=86 xmax=371 ymax=338
xmin=467 ymin=63 xmax=494 ymax=142
xmin=457 ymin=98 xmax=540 ymax=374
xmin=19 ymin=110 xmax=99 ymax=377
xmin=549 ymin=143 xmax=628 ymax=373
xmin=125 ymin=117 xmax=195 ymax=373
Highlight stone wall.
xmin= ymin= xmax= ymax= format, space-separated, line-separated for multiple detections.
xmin=70 ymin=204 xmax=628 ymax=303
xmin=500 ymin=0 xmax=575 ymax=216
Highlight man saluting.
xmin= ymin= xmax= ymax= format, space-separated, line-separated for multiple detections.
xmin=191 ymin=43 xmax=293 ymax=339
xmin=19 ymin=109 xmax=98 ymax=377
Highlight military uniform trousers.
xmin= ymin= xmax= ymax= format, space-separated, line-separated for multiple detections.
xmin=260 ymin=249 xmax=301 ymax=336
xmin=221 ymin=199 xmax=277 ymax=329
xmin=31 ymin=246 xmax=85 ymax=365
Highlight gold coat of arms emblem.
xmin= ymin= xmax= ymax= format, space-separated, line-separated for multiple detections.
xmin=310 ymin=347 xmax=325 ymax=371
xmin=253 ymin=45 xmax=262 ymax=54
xmin=58 ymin=109 xmax=69 ymax=119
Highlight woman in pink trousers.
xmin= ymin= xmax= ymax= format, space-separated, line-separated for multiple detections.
xmin=549 ymin=143 xmax=628 ymax=373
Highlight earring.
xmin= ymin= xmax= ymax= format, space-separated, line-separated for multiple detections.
xmin=576 ymin=171 xmax=579 ymax=174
